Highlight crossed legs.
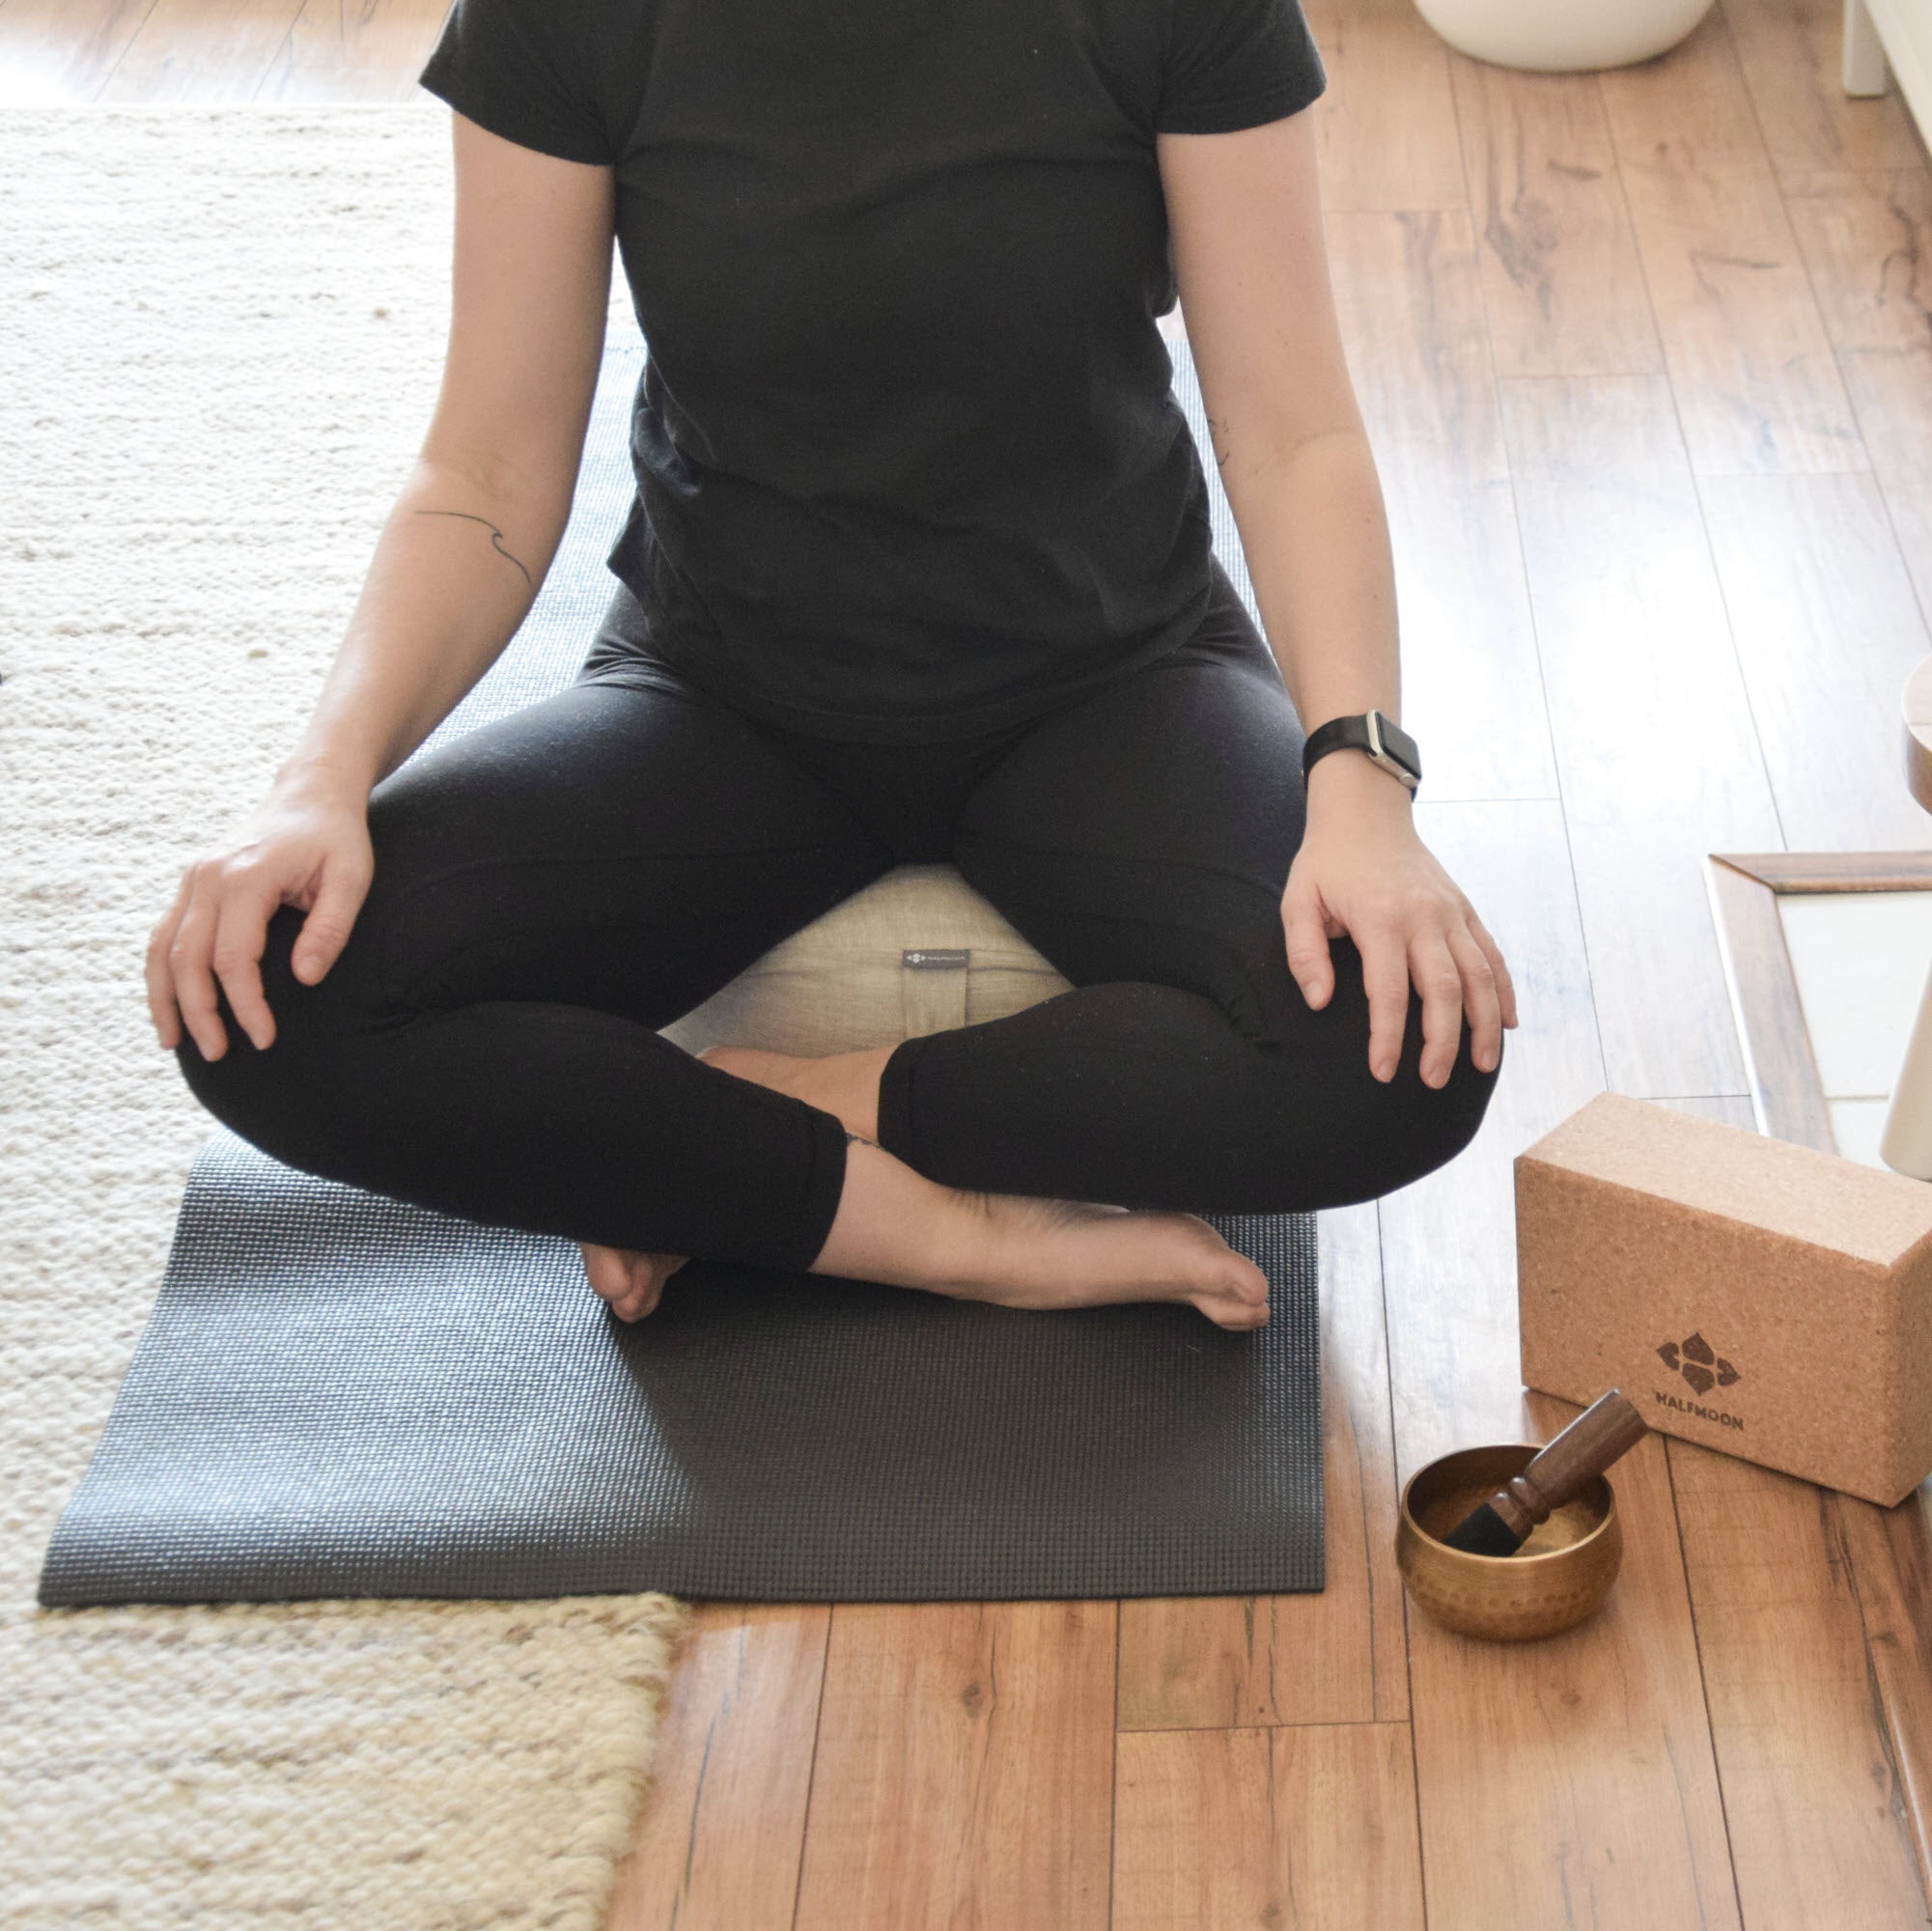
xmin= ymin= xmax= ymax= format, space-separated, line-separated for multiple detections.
xmin=580 ymin=600 xmax=1502 ymax=1318
xmin=178 ymin=594 xmax=1499 ymax=1332
xmin=174 ymin=672 xmax=1276 ymax=1330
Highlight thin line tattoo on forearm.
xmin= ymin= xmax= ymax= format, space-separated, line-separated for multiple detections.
xmin=1205 ymin=414 xmax=1231 ymax=470
xmin=414 ymin=509 xmax=534 ymax=588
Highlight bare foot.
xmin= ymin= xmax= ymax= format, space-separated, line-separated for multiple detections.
xmin=598 ymin=1049 xmax=1271 ymax=1333
xmin=818 ymin=1139 xmax=1271 ymax=1332
xmin=579 ymin=1240 xmax=690 ymax=1323
xmin=699 ymin=1045 xmax=1270 ymax=1329
xmin=937 ymin=1189 xmax=1271 ymax=1330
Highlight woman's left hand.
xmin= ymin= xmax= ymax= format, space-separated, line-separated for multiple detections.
xmin=1280 ymin=760 xmax=1518 ymax=1089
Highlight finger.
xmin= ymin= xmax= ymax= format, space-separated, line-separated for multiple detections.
xmin=1409 ymin=928 xmax=1467 ymax=1089
xmin=210 ymin=880 xmax=282 ymax=1052
xmin=145 ymin=875 xmax=194 ymax=1049
xmin=1281 ymin=883 xmax=1334 ymax=1008
xmin=292 ymin=854 xmax=372 ymax=986
xmin=1358 ymin=923 xmax=1413 ymax=1082
xmin=1466 ymin=909 xmax=1519 ymax=1027
xmin=168 ymin=885 xmax=230 ymax=1061
xmin=1446 ymin=921 xmax=1503 ymax=1073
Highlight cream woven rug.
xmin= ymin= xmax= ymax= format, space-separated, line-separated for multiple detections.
xmin=0 ymin=107 xmax=688 ymax=1928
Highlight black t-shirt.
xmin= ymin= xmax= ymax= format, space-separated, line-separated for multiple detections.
xmin=418 ymin=0 xmax=1327 ymax=741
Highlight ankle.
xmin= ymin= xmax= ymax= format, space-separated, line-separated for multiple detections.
xmin=813 ymin=1046 xmax=889 ymax=1143
xmin=700 ymin=1042 xmax=886 ymax=1144
xmin=809 ymin=1136 xmax=978 ymax=1288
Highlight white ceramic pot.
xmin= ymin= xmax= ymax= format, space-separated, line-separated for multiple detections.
xmin=1411 ymin=0 xmax=1717 ymax=70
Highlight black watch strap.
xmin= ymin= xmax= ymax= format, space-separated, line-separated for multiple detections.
xmin=1301 ymin=710 xmax=1422 ymax=793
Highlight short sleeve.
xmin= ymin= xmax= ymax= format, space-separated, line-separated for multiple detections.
xmin=418 ymin=0 xmax=614 ymax=166
xmin=1156 ymin=0 xmax=1328 ymax=134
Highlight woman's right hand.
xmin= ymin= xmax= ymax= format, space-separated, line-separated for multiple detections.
xmin=147 ymin=768 xmax=375 ymax=1061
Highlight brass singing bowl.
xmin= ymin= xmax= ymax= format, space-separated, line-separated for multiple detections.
xmin=1396 ymin=1443 xmax=1623 ymax=1641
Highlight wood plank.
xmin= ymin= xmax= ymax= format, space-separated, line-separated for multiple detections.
xmin=1498 ymin=372 xmax=1783 ymax=1097
xmin=1117 ymin=1201 xmax=1408 ymax=1731
xmin=1304 ymin=0 xmax=1467 ymax=215
xmin=1380 ymin=801 xmax=1603 ymax=1466
xmin=1405 ymin=1413 xmax=1743 ymax=1929
xmin=5 ymin=0 xmax=464 ymax=108
xmin=1838 ymin=1492 xmax=1932 ymax=1916
xmin=1600 ymin=3 xmax=1771 ymax=168
xmin=1673 ymin=1430 xmax=1931 ymax=1927
xmin=1612 ymin=151 xmax=1867 ymax=477
xmin=605 ymin=1604 xmax=827 ymax=1931
xmin=1600 ymin=9 xmax=1869 ymax=476
xmin=1329 ymin=1200 xmax=1412 ymax=1726
xmin=1689 ymin=887 xmax=1932 ymax=1917
xmin=92 ymin=0 xmax=304 ymax=104
xmin=1446 ymin=53 xmax=1663 ymax=379
xmin=277 ymin=0 xmax=449 ymax=104
xmin=1323 ymin=208 xmax=1559 ymax=803
xmin=1380 ymin=798 xmax=1741 ymax=1928
xmin=793 ymin=1601 xmax=1114 ymax=1931
xmin=1784 ymin=166 xmax=1932 ymax=628
xmin=1321 ymin=209 xmax=1508 ymax=490
xmin=1837 ymin=345 xmax=1932 ymax=624
xmin=1696 ymin=470 xmax=1932 ymax=850
xmin=1720 ymin=0 xmax=1926 ymax=195
xmin=1113 ymin=1722 xmax=1426 ymax=1931
xmin=1651 ymin=1092 xmax=1932 ymax=1926
xmin=0 ymin=0 xmax=150 ymax=103
xmin=1783 ymin=167 xmax=1932 ymax=354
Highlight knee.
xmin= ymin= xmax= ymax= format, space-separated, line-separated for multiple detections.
xmin=1226 ymin=989 xmax=1504 ymax=1214
xmin=1369 ymin=1008 xmax=1503 ymax=1195
xmin=1340 ymin=989 xmax=1503 ymax=1201
xmin=172 ymin=903 xmax=373 ymax=1170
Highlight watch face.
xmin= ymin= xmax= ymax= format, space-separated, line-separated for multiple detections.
xmin=1373 ymin=712 xmax=1421 ymax=780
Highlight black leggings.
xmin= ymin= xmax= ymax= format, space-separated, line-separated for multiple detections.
xmin=176 ymin=562 xmax=1501 ymax=1273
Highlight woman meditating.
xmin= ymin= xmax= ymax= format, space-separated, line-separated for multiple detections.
xmin=147 ymin=0 xmax=1516 ymax=1333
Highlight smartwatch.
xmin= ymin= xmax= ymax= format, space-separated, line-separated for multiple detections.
xmin=1302 ymin=710 xmax=1422 ymax=795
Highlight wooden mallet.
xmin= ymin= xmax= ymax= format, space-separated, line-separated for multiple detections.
xmin=1442 ymin=1389 xmax=1649 ymax=1557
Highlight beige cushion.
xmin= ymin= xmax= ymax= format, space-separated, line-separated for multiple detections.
xmin=659 ymin=863 xmax=1073 ymax=1057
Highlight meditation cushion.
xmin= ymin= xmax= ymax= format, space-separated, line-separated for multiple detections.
xmin=658 ymin=863 xmax=1073 ymax=1058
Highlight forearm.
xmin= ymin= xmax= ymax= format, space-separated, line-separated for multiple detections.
xmin=1218 ymin=428 xmax=1409 ymax=818
xmin=275 ymin=460 xmax=573 ymax=797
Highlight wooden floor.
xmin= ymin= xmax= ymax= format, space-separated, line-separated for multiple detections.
xmin=18 ymin=0 xmax=1932 ymax=1920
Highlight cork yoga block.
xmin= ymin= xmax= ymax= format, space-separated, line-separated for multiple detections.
xmin=1516 ymin=1090 xmax=1932 ymax=1507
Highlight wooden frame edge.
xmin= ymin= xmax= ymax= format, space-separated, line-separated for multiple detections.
xmin=1705 ymin=848 xmax=1932 ymax=1917
xmin=1705 ymin=852 xmax=1932 ymax=1150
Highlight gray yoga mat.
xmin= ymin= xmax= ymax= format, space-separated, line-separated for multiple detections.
xmin=39 ymin=330 xmax=1326 ymax=1608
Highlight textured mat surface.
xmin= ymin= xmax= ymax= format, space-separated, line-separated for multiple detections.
xmin=38 ymin=317 xmax=1325 ymax=1610
xmin=41 ymin=1139 xmax=1322 ymax=1605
